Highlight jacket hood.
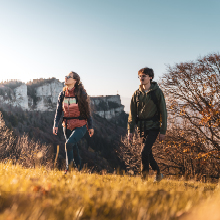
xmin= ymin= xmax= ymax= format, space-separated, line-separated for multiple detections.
xmin=139 ymin=82 xmax=159 ymax=92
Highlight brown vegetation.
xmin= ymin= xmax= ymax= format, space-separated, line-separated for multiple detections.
xmin=0 ymin=111 xmax=54 ymax=168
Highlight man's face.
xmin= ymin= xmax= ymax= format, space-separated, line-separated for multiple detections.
xmin=138 ymin=74 xmax=152 ymax=85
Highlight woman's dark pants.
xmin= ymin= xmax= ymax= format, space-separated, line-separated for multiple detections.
xmin=63 ymin=125 xmax=87 ymax=171
xmin=141 ymin=129 xmax=160 ymax=174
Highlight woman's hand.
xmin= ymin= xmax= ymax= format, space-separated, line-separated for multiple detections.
xmin=53 ymin=127 xmax=58 ymax=135
xmin=89 ymin=129 xmax=94 ymax=137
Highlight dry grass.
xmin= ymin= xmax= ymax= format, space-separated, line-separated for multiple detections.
xmin=0 ymin=162 xmax=219 ymax=220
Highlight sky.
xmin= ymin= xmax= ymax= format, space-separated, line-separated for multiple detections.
xmin=1 ymin=0 xmax=220 ymax=112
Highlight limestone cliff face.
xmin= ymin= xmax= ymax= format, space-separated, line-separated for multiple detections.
xmin=93 ymin=106 xmax=124 ymax=119
xmin=0 ymin=79 xmax=64 ymax=111
xmin=0 ymin=83 xmax=28 ymax=110
xmin=90 ymin=95 xmax=124 ymax=119
xmin=0 ymin=79 xmax=124 ymax=119
xmin=34 ymin=80 xmax=64 ymax=111
xmin=14 ymin=84 xmax=29 ymax=109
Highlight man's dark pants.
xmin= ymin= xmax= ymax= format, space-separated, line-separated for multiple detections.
xmin=141 ymin=129 xmax=160 ymax=174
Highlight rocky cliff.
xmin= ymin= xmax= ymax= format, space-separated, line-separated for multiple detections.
xmin=90 ymin=95 xmax=124 ymax=119
xmin=0 ymin=79 xmax=63 ymax=111
xmin=0 ymin=79 xmax=124 ymax=119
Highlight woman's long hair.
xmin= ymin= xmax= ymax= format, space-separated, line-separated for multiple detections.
xmin=63 ymin=71 xmax=91 ymax=119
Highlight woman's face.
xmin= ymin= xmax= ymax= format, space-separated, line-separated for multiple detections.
xmin=64 ymin=72 xmax=77 ymax=86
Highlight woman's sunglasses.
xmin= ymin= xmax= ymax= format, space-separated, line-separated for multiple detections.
xmin=65 ymin=75 xmax=75 ymax=79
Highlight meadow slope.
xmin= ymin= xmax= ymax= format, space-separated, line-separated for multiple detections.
xmin=0 ymin=163 xmax=219 ymax=220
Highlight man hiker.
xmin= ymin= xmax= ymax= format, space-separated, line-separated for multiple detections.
xmin=127 ymin=67 xmax=167 ymax=182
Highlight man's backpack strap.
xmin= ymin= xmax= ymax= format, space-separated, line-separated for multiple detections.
xmin=150 ymin=90 xmax=160 ymax=121
xmin=135 ymin=90 xmax=141 ymax=120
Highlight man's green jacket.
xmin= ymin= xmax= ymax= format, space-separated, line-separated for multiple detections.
xmin=127 ymin=82 xmax=167 ymax=135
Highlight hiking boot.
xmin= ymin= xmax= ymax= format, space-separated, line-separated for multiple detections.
xmin=141 ymin=171 xmax=149 ymax=181
xmin=154 ymin=173 xmax=164 ymax=183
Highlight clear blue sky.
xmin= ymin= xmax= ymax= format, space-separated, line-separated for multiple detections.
xmin=1 ymin=0 xmax=220 ymax=112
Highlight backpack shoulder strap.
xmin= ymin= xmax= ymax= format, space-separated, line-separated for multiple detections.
xmin=135 ymin=89 xmax=141 ymax=117
xmin=135 ymin=89 xmax=140 ymax=100
xmin=150 ymin=89 xmax=160 ymax=118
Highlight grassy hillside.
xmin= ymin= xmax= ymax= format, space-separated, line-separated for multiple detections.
xmin=0 ymin=163 xmax=219 ymax=220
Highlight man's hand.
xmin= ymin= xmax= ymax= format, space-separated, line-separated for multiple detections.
xmin=159 ymin=134 xmax=165 ymax=142
xmin=128 ymin=133 xmax=133 ymax=141
xmin=89 ymin=129 xmax=94 ymax=137
xmin=53 ymin=127 xmax=58 ymax=135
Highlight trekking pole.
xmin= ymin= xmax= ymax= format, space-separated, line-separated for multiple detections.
xmin=54 ymin=145 xmax=59 ymax=168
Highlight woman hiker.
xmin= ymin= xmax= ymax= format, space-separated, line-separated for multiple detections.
xmin=53 ymin=71 xmax=94 ymax=173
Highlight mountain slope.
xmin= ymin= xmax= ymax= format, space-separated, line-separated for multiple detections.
xmin=0 ymin=102 xmax=128 ymax=172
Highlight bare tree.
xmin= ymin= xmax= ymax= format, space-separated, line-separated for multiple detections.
xmin=117 ymin=130 xmax=142 ymax=174
xmin=155 ymin=53 xmax=220 ymax=179
xmin=160 ymin=53 xmax=220 ymax=153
